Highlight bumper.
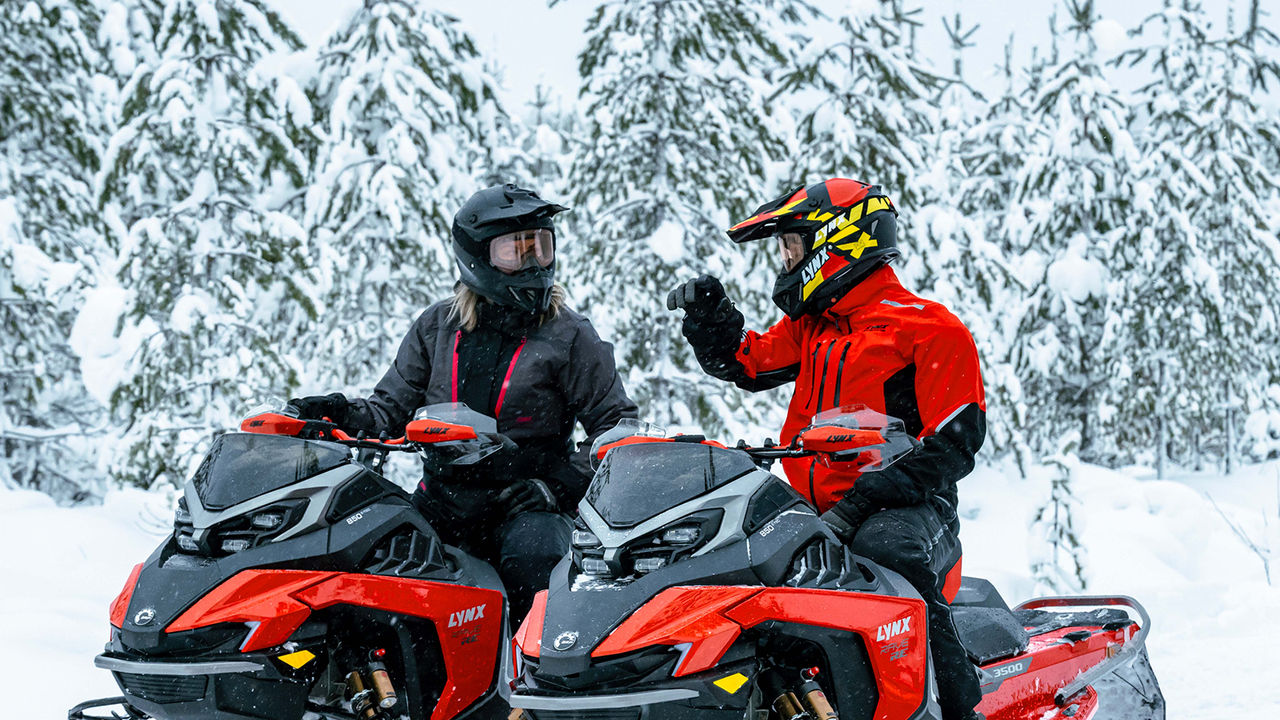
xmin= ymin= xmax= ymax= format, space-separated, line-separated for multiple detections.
xmin=509 ymin=688 xmax=698 ymax=710
xmin=96 ymin=649 xmax=321 ymax=720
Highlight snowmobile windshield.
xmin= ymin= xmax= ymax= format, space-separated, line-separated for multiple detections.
xmin=192 ymin=432 xmax=350 ymax=511
xmin=585 ymin=442 xmax=756 ymax=528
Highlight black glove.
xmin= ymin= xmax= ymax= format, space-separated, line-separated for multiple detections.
xmin=666 ymin=274 xmax=730 ymax=318
xmin=820 ymin=492 xmax=874 ymax=544
xmin=668 ymin=275 xmax=747 ymax=382
xmin=497 ymin=478 xmax=558 ymax=517
xmin=287 ymin=392 xmax=350 ymax=424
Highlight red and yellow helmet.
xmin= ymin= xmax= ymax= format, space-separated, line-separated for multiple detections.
xmin=727 ymin=179 xmax=899 ymax=319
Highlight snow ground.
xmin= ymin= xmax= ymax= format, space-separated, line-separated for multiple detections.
xmin=4 ymin=459 xmax=1278 ymax=718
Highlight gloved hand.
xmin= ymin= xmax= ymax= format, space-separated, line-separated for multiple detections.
xmin=287 ymin=392 xmax=349 ymax=424
xmin=666 ymin=274 xmax=731 ymax=318
xmin=820 ymin=492 xmax=874 ymax=544
xmin=497 ymin=478 xmax=558 ymax=516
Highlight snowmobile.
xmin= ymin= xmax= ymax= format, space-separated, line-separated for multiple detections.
xmin=507 ymin=408 xmax=1165 ymax=720
xmin=70 ymin=402 xmax=518 ymax=720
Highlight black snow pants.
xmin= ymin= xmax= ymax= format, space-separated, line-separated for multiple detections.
xmin=847 ymin=495 xmax=981 ymax=720
xmin=413 ymin=484 xmax=571 ymax=623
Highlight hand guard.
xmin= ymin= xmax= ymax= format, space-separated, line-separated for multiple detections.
xmin=497 ymin=478 xmax=558 ymax=517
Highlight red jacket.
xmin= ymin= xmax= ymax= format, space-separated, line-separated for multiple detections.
xmin=690 ymin=265 xmax=986 ymax=513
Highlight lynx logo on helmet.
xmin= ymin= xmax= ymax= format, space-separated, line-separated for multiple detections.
xmin=800 ymin=248 xmax=830 ymax=299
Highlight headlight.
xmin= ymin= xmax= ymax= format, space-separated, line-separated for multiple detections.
xmin=581 ymin=557 xmax=610 ymax=575
xmin=660 ymin=526 xmax=700 ymax=545
xmin=572 ymin=530 xmax=601 ymax=547
xmin=250 ymin=512 xmax=285 ymax=530
xmin=633 ymin=557 xmax=667 ymax=573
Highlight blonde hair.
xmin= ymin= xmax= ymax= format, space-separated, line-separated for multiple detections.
xmin=448 ymin=284 xmax=567 ymax=332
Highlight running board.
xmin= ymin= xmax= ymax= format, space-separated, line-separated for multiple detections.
xmin=1012 ymin=595 xmax=1151 ymax=707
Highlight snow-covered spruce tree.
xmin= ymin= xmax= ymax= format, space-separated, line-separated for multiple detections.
xmin=508 ymin=84 xmax=575 ymax=196
xmin=1114 ymin=0 xmax=1280 ymax=469
xmin=1008 ymin=0 xmax=1139 ymax=464
xmin=304 ymin=1 xmax=504 ymax=389
xmin=1207 ymin=5 xmax=1280 ymax=465
xmin=567 ymin=0 xmax=803 ymax=431
xmin=907 ymin=17 xmax=1031 ymax=464
xmin=775 ymin=0 xmax=945 ymax=246
xmin=1031 ymin=441 xmax=1089 ymax=592
xmin=1109 ymin=1 xmax=1230 ymax=472
xmin=951 ymin=39 xmax=1048 ymax=467
xmin=0 ymin=0 xmax=113 ymax=501
xmin=95 ymin=0 xmax=315 ymax=488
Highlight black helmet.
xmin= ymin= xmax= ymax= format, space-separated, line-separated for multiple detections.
xmin=727 ymin=179 xmax=899 ymax=319
xmin=452 ymin=183 xmax=569 ymax=315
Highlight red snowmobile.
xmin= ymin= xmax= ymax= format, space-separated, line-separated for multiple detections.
xmin=507 ymin=408 xmax=1165 ymax=720
xmin=70 ymin=402 xmax=518 ymax=720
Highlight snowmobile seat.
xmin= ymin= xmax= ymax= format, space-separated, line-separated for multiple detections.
xmin=950 ymin=577 xmax=1030 ymax=665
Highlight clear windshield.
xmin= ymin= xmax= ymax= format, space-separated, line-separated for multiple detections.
xmin=191 ymin=433 xmax=351 ymax=510
xmin=585 ymin=442 xmax=757 ymax=528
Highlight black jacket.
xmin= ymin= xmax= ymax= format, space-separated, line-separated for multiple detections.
xmin=344 ymin=299 xmax=637 ymax=507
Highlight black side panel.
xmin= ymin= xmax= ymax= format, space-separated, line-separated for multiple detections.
xmin=325 ymin=470 xmax=400 ymax=523
xmin=743 ymin=478 xmax=807 ymax=536
xmin=883 ymin=364 xmax=924 ymax=439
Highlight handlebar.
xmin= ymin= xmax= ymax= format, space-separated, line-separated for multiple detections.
xmin=239 ymin=411 xmax=510 ymax=455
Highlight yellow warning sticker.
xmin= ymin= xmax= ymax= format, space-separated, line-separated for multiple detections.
xmin=713 ymin=672 xmax=750 ymax=694
xmin=278 ymin=650 xmax=316 ymax=669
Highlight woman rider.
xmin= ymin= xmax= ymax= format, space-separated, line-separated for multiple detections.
xmin=289 ymin=183 xmax=638 ymax=618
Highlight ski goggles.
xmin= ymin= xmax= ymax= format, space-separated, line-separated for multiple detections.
xmin=777 ymin=232 xmax=808 ymax=272
xmin=488 ymin=228 xmax=555 ymax=274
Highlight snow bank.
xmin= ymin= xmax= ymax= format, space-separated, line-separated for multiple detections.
xmin=0 ymin=486 xmax=172 ymax=711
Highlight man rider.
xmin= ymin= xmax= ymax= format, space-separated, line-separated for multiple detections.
xmin=667 ymin=178 xmax=985 ymax=720
xmin=290 ymin=183 xmax=638 ymax=619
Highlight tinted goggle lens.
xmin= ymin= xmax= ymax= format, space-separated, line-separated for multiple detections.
xmin=777 ymin=232 xmax=807 ymax=272
xmin=489 ymin=228 xmax=555 ymax=273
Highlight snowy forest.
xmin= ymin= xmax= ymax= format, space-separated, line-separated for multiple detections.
xmin=2 ymin=0 xmax=1279 ymax=506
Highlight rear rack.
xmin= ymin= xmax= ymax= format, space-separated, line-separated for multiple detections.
xmin=1012 ymin=595 xmax=1151 ymax=707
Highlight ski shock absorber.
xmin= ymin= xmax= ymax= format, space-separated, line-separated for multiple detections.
xmin=368 ymin=649 xmax=398 ymax=710
xmin=345 ymin=670 xmax=379 ymax=720
xmin=798 ymin=667 xmax=837 ymax=720
xmin=759 ymin=669 xmax=813 ymax=720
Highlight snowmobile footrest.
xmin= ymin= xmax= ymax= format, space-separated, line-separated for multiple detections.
xmin=1012 ymin=595 xmax=1151 ymax=707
